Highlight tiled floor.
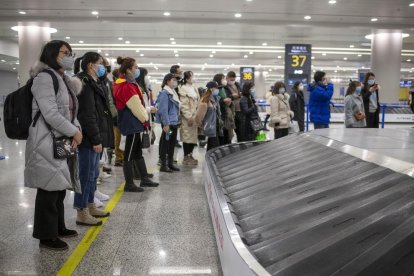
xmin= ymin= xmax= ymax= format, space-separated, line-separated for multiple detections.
xmin=0 ymin=119 xmax=222 ymax=275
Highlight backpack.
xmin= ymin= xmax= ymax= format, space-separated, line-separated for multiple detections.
xmin=3 ymin=69 xmax=59 ymax=140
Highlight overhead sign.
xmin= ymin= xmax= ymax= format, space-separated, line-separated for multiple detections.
xmin=284 ymin=44 xmax=312 ymax=88
xmin=240 ymin=67 xmax=255 ymax=88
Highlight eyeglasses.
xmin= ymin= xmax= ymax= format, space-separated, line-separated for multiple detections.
xmin=59 ymin=51 xmax=75 ymax=58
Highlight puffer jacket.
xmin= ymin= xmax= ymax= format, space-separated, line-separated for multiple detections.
xmin=309 ymin=82 xmax=334 ymax=125
xmin=77 ymin=72 xmax=114 ymax=148
xmin=269 ymin=94 xmax=294 ymax=129
xmin=25 ymin=62 xmax=82 ymax=191
xmin=344 ymin=93 xmax=366 ymax=128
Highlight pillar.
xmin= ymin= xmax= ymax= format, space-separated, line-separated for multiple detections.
xmin=254 ymin=70 xmax=266 ymax=99
xmin=16 ymin=24 xmax=52 ymax=84
xmin=370 ymin=31 xmax=403 ymax=103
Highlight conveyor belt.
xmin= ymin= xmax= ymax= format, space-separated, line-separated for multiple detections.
xmin=208 ymin=135 xmax=414 ymax=276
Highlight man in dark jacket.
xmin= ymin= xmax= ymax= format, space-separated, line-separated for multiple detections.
xmin=308 ymin=71 xmax=334 ymax=129
xmin=222 ymin=71 xmax=243 ymax=142
xmin=289 ymin=81 xmax=306 ymax=132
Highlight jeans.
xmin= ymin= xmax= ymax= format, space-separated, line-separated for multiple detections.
xmin=314 ymin=124 xmax=329 ymax=129
xmin=74 ymin=147 xmax=100 ymax=209
xmin=160 ymin=126 xmax=178 ymax=163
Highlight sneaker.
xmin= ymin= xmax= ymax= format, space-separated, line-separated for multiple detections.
xmin=95 ymin=190 xmax=110 ymax=201
xmin=102 ymin=167 xmax=112 ymax=174
xmin=58 ymin=229 xmax=78 ymax=238
xmin=94 ymin=197 xmax=104 ymax=208
xmin=88 ymin=203 xmax=110 ymax=218
xmin=76 ymin=209 xmax=103 ymax=226
xmin=99 ymin=172 xmax=112 ymax=180
xmin=182 ymin=156 xmax=192 ymax=166
xmin=189 ymin=154 xmax=198 ymax=165
xmin=39 ymin=238 xmax=68 ymax=251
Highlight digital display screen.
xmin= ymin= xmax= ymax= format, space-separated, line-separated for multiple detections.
xmin=240 ymin=67 xmax=255 ymax=88
xmin=285 ymin=44 xmax=312 ymax=89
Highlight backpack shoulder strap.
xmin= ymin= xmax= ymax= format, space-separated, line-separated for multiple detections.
xmin=32 ymin=69 xmax=60 ymax=127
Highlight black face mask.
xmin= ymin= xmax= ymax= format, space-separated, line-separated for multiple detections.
xmin=105 ymin=66 xmax=111 ymax=74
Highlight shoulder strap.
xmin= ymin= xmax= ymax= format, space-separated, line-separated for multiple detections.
xmin=32 ymin=69 xmax=60 ymax=127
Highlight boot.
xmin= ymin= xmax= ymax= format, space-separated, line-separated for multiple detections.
xmin=88 ymin=203 xmax=110 ymax=218
xmin=168 ymin=158 xmax=180 ymax=171
xmin=182 ymin=155 xmax=192 ymax=166
xmin=58 ymin=228 xmax=78 ymax=238
xmin=76 ymin=209 xmax=103 ymax=226
xmin=133 ymin=160 xmax=141 ymax=180
xmin=123 ymin=160 xmax=144 ymax=192
xmin=160 ymin=159 xmax=173 ymax=173
xmin=135 ymin=159 xmax=159 ymax=187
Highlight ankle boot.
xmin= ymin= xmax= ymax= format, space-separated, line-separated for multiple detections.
xmin=168 ymin=158 xmax=180 ymax=171
xmin=160 ymin=159 xmax=173 ymax=173
xmin=123 ymin=161 xmax=144 ymax=192
xmin=88 ymin=203 xmax=110 ymax=218
xmin=76 ymin=209 xmax=102 ymax=226
xmin=141 ymin=177 xmax=159 ymax=187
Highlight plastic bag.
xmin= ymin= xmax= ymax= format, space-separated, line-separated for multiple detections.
xmin=289 ymin=120 xmax=300 ymax=134
xmin=256 ymin=131 xmax=267 ymax=141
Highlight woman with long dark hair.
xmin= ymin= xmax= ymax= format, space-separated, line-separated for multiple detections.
xmin=344 ymin=81 xmax=366 ymax=128
xmin=361 ymin=72 xmax=380 ymax=128
xmin=239 ymin=82 xmax=259 ymax=142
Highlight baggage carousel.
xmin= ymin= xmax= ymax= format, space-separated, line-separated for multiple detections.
xmin=204 ymin=129 xmax=414 ymax=276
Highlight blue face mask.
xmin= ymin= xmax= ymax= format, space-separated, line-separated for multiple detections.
xmin=96 ymin=64 xmax=106 ymax=78
xmin=368 ymin=79 xmax=375 ymax=86
xmin=355 ymin=87 xmax=362 ymax=95
xmin=134 ymin=69 xmax=141 ymax=79
xmin=250 ymin=89 xmax=256 ymax=97
xmin=213 ymin=89 xmax=219 ymax=96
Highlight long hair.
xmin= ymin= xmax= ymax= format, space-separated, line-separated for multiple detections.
xmin=213 ymin=73 xmax=225 ymax=87
xmin=363 ymin=72 xmax=376 ymax=92
xmin=200 ymin=88 xmax=213 ymax=104
xmin=136 ymin=67 xmax=148 ymax=92
xmin=40 ymin=40 xmax=72 ymax=70
xmin=74 ymin=52 xmax=102 ymax=74
xmin=180 ymin=71 xmax=193 ymax=86
xmin=241 ymin=82 xmax=255 ymax=97
xmin=272 ymin=81 xmax=286 ymax=95
xmin=161 ymin=73 xmax=176 ymax=89
xmin=346 ymin=81 xmax=361 ymax=96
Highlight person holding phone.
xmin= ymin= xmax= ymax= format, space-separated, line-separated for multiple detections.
xmin=361 ymin=72 xmax=380 ymax=128
xmin=344 ymin=81 xmax=366 ymax=128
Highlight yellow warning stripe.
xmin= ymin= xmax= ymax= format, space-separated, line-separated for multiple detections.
xmin=56 ymin=182 xmax=125 ymax=276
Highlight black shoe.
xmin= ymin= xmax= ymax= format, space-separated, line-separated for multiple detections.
xmin=175 ymin=142 xmax=182 ymax=148
xmin=141 ymin=177 xmax=159 ymax=187
xmin=168 ymin=163 xmax=180 ymax=171
xmin=147 ymin=173 xmax=154 ymax=178
xmin=114 ymin=161 xmax=123 ymax=167
xmin=103 ymin=167 xmax=112 ymax=174
xmin=58 ymin=229 xmax=78 ymax=238
xmin=124 ymin=184 xmax=144 ymax=192
xmin=39 ymin=238 xmax=68 ymax=251
xmin=160 ymin=163 xmax=173 ymax=173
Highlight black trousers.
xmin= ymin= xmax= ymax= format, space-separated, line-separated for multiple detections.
xmin=183 ymin=143 xmax=196 ymax=156
xmin=234 ymin=111 xmax=243 ymax=142
xmin=366 ymin=112 xmax=380 ymax=128
xmin=263 ymin=114 xmax=270 ymax=127
xmin=160 ymin=126 xmax=178 ymax=163
xmin=33 ymin=189 xmax=66 ymax=240
xmin=207 ymin=136 xmax=220 ymax=151
xmin=274 ymin=128 xmax=289 ymax=140
xmin=219 ymin=129 xmax=232 ymax=146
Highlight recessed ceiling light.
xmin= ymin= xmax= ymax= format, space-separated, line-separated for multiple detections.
xmin=322 ymin=53 xmax=327 ymax=56
xmin=125 ymin=41 xmax=130 ymax=44
xmin=334 ymin=70 xmax=338 ymax=73
xmin=79 ymin=40 xmax=84 ymax=43
xmin=135 ymin=50 xmax=140 ymax=52
xmin=409 ymin=3 xmax=414 ymax=6
xmin=118 ymin=37 xmax=123 ymax=40
xmin=277 ymin=56 xmax=282 ymax=59
xmin=358 ymin=54 xmax=362 ymax=57
xmin=408 ymin=59 xmax=412 ymax=62
xmin=65 ymin=36 xmax=71 ymax=39
xmin=174 ymin=50 xmax=178 ymax=53
xmin=16 ymin=62 xmax=19 ymax=64
xmin=140 ymin=53 xmax=144 ymax=57
xmin=164 ymin=12 xmax=171 ymax=16
xmin=175 ymin=54 xmax=179 ymax=57
xmin=13 ymin=68 xmax=16 ymax=70
xmin=246 ymin=0 xmax=253 ymax=1
xmin=18 ymin=11 xmax=26 ymax=15
xmin=1 ymin=60 xmax=5 ymax=62
xmin=209 ymin=54 xmax=214 ymax=58
xmin=370 ymin=18 xmax=378 ymax=22
xmin=171 ymin=41 xmax=176 ymax=45
xmin=217 ymin=42 xmax=222 ymax=45
xmin=328 ymin=0 xmax=337 ymax=4
xmin=234 ymin=13 xmax=242 ymax=18
xmin=258 ymin=64 xmax=262 ymax=66
xmin=304 ymin=15 xmax=312 ymax=20
xmin=249 ymin=51 xmax=254 ymax=55
xmin=349 ymin=45 xmax=355 ymax=48
xmin=97 ymin=49 xmax=102 ymax=53
xmin=311 ymin=56 xmax=315 ymax=60
xmin=91 ymin=11 xmax=99 ymax=15
xmin=343 ymin=57 xmax=348 ymax=60
xmin=262 ymin=42 xmax=268 ymax=46
xmin=170 ymin=38 xmax=175 ymax=41
xmin=104 ymin=53 xmax=109 ymax=56
xmin=269 ymin=69 xmax=272 ymax=72
xmin=244 ymin=55 xmax=248 ymax=58
xmin=231 ymin=63 xmax=235 ymax=66
xmin=204 ymin=63 xmax=208 ymax=66
xmin=212 ymin=51 xmax=216 ymax=54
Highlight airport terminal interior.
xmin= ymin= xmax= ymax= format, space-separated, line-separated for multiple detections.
xmin=0 ymin=0 xmax=414 ymax=275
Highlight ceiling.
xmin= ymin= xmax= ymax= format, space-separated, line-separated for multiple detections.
xmin=0 ymin=0 xmax=413 ymax=83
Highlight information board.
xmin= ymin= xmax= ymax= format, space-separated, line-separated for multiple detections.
xmin=240 ymin=67 xmax=255 ymax=88
xmin=284 ymin=44 xmax=312 ymax=88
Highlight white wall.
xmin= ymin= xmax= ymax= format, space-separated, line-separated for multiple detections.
xmin=0 ymin=70 xmax=19 ymax=103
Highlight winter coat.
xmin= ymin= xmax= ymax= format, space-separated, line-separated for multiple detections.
xmin=239 ymin=95 xmax=258 ymax=142
xmin=179 ymin=84 xmax=200 ymax=144
xmin=25 ymin=62 xmax=82 ymax=191
xmin=289 ymin=89 xmax=305 ymax=132
xmin=157 ymin=86 xmax=181 ymax=126
xmin=77 ymin=72 xmax=114 ymax=148
xmin=309 ymin=83 xmax=334 ymax=125
xmin=101 ymin=77 xmax=118 ymax=125
xmin=269 ymin=94 xmax=294 ymax=129
xmin=344 ymin=93 xmax=366 ymax=128
xmin=265 ymin=91 xmax=272 ymax=114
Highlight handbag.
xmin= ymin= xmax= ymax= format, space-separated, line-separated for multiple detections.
xmin=250 ymin=118 xmax=264 ymax=132
xmin=52 ymin=134 xmax=76 ymax=159
xmin=141 ymin=130 xmax=151 ymax=149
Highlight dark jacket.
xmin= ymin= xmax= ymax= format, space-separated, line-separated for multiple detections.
xmin=239 ymin=95 xmax=258 ymax=142
xmin=309 ymin=82 xmax=334 ymax=125
xmin=361 ymin=86 xmax=380 ymax=115
xmin=289 ymin=89 xmax=305 ymax=132
xmin=76 ymin=72 xmax=114 ymax=148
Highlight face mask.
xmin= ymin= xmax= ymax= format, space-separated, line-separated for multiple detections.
xmin=134 ymin=69 xmax=141 ymax=79
xmin=60 ymin=56 xmax=74 ymax=71
xmin=96 ymin=64 xmax=106 ymax=78
xmin=368 ymin=79 xmax=375 ymax=86
xmin=222 ymin=80 xmax=227 ymax=86
xmin=144 ymin=76 xmax=150 ymax=86
xmin=250 ymin=88 xmax=256 ymax=97
xmin=213 ymin=89 xmax=219 ymax=96
xmin=355 ymin=87 xmax=362 ymax=95
xmin=279 ymin=88 xmax=286 ymax=94
xmin=298 ymin=85 xmax=304 ymax=91
xmin=227 ymin=80 xmax=235 ymax=86
xmin=171 ymin=81 xmax=178 ymax=89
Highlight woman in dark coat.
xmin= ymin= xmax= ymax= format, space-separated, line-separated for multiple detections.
xmin=239 ymin=82 xmax=259 ymax=142
xmin=289 ymin=81 xmax=306 ymax=132
xmin=361 ymin=72 xmax=380 ymax=128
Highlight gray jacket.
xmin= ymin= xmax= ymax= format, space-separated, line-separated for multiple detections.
xmin=344 ymin=93 xmax=366 ymax=128
xmin=24 ymin=62 xmax=82 ymax=191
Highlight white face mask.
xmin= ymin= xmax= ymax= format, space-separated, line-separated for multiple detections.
xmin=144 ymin=76 xmax=150 ymax=86
xmin=222 ymin=79 xmax=227 ymax=86
xmin=298 ymin=85 xmax=304 ymax=91
xmin=279 ymin=88 xmax=286 ymax=94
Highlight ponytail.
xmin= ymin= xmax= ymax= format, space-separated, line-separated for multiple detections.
xmin=74 ymin=57 xmax=82 ymax=74
xmin=74 ymin=52 xmax=102 ymax=74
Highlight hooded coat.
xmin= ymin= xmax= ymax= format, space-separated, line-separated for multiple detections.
xmin=24 ymin=62 xmax=82 ymax=191
xmin=308 ymin=82 xmax=334 ymax=125
xmin=179 ymin=84 xmax=200 ymax=144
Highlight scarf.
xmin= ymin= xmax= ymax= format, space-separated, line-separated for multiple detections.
xmin=165 ymin=85 xmax=181 ymax=108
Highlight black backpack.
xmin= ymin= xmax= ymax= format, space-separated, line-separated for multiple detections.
xmin=3 ymin=69 xmax=59 ymax=140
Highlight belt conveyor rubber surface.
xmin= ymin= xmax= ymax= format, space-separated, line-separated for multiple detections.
xmin=210 ymin=136 xmax=414 ymax=276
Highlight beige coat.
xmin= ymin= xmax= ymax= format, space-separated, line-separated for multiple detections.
xmin=269 ymin=94 xmax=294 ymax=129
xmin=265 ymin=91 xmax=272 ymax=114
xmin=179 ymin=84 xmax=200 ymax=144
